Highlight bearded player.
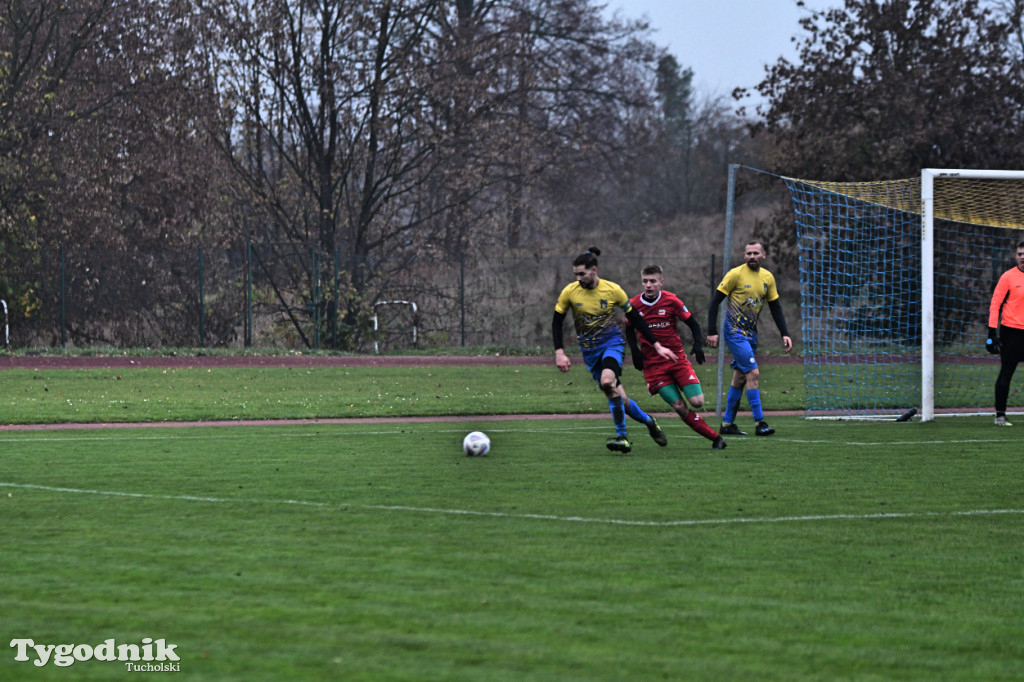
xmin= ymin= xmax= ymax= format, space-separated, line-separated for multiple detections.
xmin=625 ymin=265 xmax=726 ymax=450
xmin=553 ymin=248 xmax=677 ymax=454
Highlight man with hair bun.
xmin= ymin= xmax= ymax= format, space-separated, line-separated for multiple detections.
xmin=553 ymin=247 xmax=677 ymax=453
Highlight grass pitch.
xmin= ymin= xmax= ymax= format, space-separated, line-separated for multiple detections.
xmin=0 ymin=362 xmax=805 ymax=423
xmin=2 ymin=416 xmax=1022 ymax=680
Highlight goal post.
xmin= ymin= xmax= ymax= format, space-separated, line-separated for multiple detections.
xmin=781 ymin=168 xmax=1024 ymax=421
xmin=921 ymin=169 xmax=1024 ymax=420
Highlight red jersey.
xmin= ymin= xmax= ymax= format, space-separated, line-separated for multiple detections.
xmin=989 ymin=266 xmax=1024 ymax=331
xmin=628 ymin=290 xmax=691 ymax=356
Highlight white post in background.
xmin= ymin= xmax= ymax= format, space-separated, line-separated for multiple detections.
xmin=716 ymin=164 xmax=738 ymax=418
xmin=920 ymin=170 xmax=935 ymax=422
xmin=1 ymin=299 xmax=7 ymax=348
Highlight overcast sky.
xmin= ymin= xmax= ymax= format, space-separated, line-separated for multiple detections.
xmin=603 ymin=0 xmax=834 ymax=104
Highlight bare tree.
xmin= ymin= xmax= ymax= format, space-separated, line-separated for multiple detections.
xmin=207 ymin=0 xmax=665 ymax=348
xmin=732 ymin=0 xmax=1024 ymax=270
xmin=0 ymin=0 xmax=227 ymax=345
xmin=745 ymin=0 xmax=1024 ymax=181
xmin=989 ymin=0 xmax=1024 ymax=58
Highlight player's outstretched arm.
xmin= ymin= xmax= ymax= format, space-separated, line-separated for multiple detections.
xmin=767 ymin=300 xmax=792 ymax=352
xmin=625 ymin=306 xmax=677 ymax=363
xmin=683 ymin=316 xmax=705 ymax=364
xmin=552 ymin=311 xmax=571 ymax=372
xmin=624 ymin=326 xmax=644 ymax=371
xmin=707 ymin=290 xmax=726 ymax=349
xmin=653 ymin=342 xmax=678 ymax=364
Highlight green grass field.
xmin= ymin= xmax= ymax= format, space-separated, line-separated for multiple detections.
xmin=0 ymin=362 xmax=805 ymax=423
xmin=1 ymin=362 xmax=1022 ymax=680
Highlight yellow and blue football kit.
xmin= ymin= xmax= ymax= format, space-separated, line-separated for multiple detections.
xmin=716 ymin=263 xmax=779 ymax=376
xmin=717 ymin=263 xmax=780 ymax=341
xmin=555 ymin=279 xmax=633 ymax=380
xmin=555 ymin=279 xmax=630 ymax=349
xmin=711 ymin=263 xmax=785 ymax=429
xmin=554 ymin=277 xmax=660 ymax=442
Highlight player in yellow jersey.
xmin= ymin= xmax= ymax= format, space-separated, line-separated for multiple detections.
xmin=553 ymin=247 xmax=678 ymax=453
xmin=707 ymin=241 xmax=792 ymax=436
xmin=987 ymin=239 xmax=1024 ymax=426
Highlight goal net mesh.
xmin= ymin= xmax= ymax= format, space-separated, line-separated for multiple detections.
xmin=783 ymin=175 xmax=1024 ymax=418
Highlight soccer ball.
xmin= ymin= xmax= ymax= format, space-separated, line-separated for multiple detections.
xmin=462 ymin=431 xmax=491 ymax=457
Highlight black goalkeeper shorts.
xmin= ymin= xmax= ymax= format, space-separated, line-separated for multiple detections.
xmin=999 ymin=326 xmax=1024 ymax=366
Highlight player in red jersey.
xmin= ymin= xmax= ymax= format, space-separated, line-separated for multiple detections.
xmin=625 ymin=265 xmax=726 ymax=450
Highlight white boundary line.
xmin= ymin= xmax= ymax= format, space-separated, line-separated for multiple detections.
xmin=0 ymin=424 xmax=616 ymax=443
xmin=2 ymin=481 xmax=1021 ymax=528
xmin=0 ymin=413 xmax=615 ymax=432
xmin=0 ymin=431 xmax=1015 ymax=446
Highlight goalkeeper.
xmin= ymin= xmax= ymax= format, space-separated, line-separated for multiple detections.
xmin=625 ymin=265 xmax=726 ymax=450
xmin=986 ymin=239 xmax=1024 ymax=426
xmin=707 ymin=240 xmax=792 ymax=436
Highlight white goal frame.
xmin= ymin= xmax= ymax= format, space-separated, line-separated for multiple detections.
xmin=921 ymin=168 xmax=1024 ymax=422
xmin=373 ymin=300 xmax=418 ymax=354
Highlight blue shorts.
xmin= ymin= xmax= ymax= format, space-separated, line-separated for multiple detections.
xmin=725 ymin=333 xmax=759 ymax=374
xmin=581 ymin=340 xmax=625 ymax=383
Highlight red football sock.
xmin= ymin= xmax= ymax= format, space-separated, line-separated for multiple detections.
xmin=683 ymin=410 xmax=719 ymax=441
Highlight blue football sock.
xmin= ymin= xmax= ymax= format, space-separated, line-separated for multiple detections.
xmin=723 ymin=385 xmax=743 ymax=424
xmin=746 ymin=388 xmax=764 ymax=422
xmin=608 ymin=396 xmax=627 ymax=435
xmin=624 ymin=398 xmax=653 ymax=424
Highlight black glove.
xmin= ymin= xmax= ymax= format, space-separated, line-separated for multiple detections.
xmin=986 ymin=328 xmax=1001 ymax=355
xmin=632 ymin=352 xmax=644 ymax=371
xmin=691 ymin=342 xmax=705 ymax=365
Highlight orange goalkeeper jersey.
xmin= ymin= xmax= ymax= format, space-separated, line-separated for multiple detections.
xmin=989 ymin=266 xmax=1024 ymax=331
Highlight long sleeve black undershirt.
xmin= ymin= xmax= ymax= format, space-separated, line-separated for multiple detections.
xmin=552 ymin=311 xmax=566 ymax=350
xmin=683 ymin=315 xmax=703 ymax=344
xmin=767 ymin=299 xmax=790 ymax=337
xmin=707 ymin=290 xmax=726 ymax=334
xmin=708 ymin=291 xmax=790 ymax=339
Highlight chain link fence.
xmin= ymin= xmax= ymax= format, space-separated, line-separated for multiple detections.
xmin=4 ymin=244 xmax=799 ymax=352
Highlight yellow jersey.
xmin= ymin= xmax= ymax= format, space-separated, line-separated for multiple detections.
xmin=555 ymin=279 xmax=632 ymax=350
xmin=716 ymin=264 xmax=779 ymax=338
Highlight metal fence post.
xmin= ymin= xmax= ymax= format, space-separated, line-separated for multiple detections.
xmin=60 ymin=244 xmax=66 ymax=348
xmin=246 ymin=241 xmax=253 ymax=347
xmin=1 ymin=298 xmax=8 ymax=349
xmin=199 ymin=245 xmax=206 ymax=348
xmin=312 ymin=246 xmax=320 ymax=349
xmin=710 ymin=253 xmax=716 ymax=300
xmin=460 ymin=249 xmax=466 ymax=346
xmin=716 ymin=164 xmax=738 ymax=417
xmin=333 ymin=247 xmax=339 ymax=349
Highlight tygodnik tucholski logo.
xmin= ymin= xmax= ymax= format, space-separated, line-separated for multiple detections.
xmin=10 ymin=637 xmax=181 ymax=671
